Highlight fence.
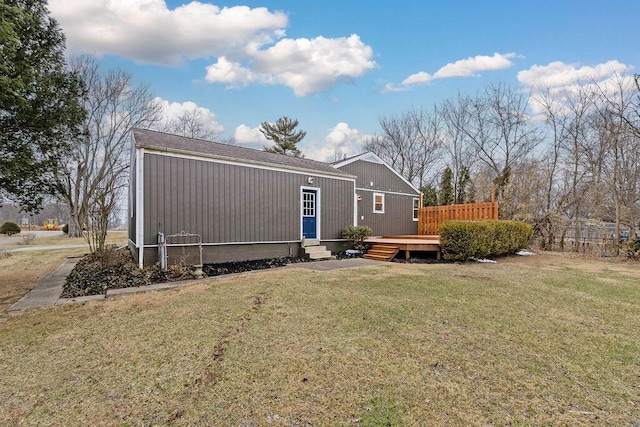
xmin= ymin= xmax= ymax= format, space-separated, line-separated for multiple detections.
xmin=417 ymin=201 xmax=499 ymax=235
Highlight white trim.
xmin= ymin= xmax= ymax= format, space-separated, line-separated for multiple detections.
xmin=136 ymin=147 xmax=145 ymax=268
xmin=356 ymin=187 xmax=419 ymax=198
xmin=412 ymin=198 xmax=420 ymax=222
xmin=373 ymin=192 xmax=385 ymax=214
xmin=353 ymin=193 xmax=358 ymax=226
xmin=300 ymin=186 xmax=321 ymax=240
xmin=143 ymin=146 xmax=356 ymax=183
xmin=332 ymin=152 xmax=384 ymax=167
xmin=333 ymin=151 xmax=420 ymax=193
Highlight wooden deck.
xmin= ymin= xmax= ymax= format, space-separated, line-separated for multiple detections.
xmin=364 ymin=235 xmax=441 ymax=262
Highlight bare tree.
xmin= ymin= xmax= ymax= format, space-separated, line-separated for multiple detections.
xmin=440 ymin=94 xmax=479 ymax=202
xmin=455 ymin=83 xmax=542 ymax=203
xmin=592 ymin=73 xmax=640 ymax=240
xmin=364 ymin=106 xmax=442 ymax=187
xmin=56 ymin=55 xmax=162 ymax=249
xmin=160 ymin=107 xmax=219 ymax=141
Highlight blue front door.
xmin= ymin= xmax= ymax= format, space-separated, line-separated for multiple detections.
xmin=302 ymin=189 xmax=317 ymax=239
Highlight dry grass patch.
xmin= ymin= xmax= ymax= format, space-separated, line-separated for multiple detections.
xmin=0 ymin=255 xmax=639 ymax=425
xmin=0 ymin=248 xmax=86 ymax=312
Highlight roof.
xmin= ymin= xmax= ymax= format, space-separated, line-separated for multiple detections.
xmin=132 ymin=128 xmax=355 ymax=178
xmin=332 ymin=152 xmax=420 ymax=194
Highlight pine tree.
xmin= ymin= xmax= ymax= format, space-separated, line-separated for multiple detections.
xmin=420 ymin=185 xmax=438 ymax=206
xmin=438 ymin=167 xmax=454 ymax=205
xmin=455 ymin=165 xmax=471 ymax=204
xmin=0 ymin=0 xmax=85 ymax=212
xmin=260 ymin=116 xmax=306 ymax=157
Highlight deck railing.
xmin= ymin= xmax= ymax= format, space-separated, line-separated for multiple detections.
xmin=418 ymin=201 xmax=499 ymax=235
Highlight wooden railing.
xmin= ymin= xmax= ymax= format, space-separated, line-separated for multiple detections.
xmin=418 ymin=202 xmax=499 ymax=235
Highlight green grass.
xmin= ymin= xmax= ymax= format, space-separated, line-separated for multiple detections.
xmin=0 ymin=254 xmax=638 ymax=425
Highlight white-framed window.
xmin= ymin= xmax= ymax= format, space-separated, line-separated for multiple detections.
xmin=373 ymin=193 xmax=385 ymax=213
xmin=413 ymin=198 xmax=419 ymax=221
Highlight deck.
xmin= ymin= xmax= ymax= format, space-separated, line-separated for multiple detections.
xmin=364 ymin=235 xmax=441 ymax=261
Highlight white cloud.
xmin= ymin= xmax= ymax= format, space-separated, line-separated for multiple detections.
xmin=381 ymin=82 xmax=409 ymax=93
xmin=401 ymin=52 xmax=516 ymax=87
xmin=207 ymin=34 xmax=376 ymax=96
xmin=518 ymin=61 xmax=635 ymax=120
xmin=402 ymin=71 xmax=433 ymax=85
xmin=156 ymin=98 xmax=224 ymax=136
xmin=303 ymin=122 xmax=370 ymax=162
xmin=49 ymin=1 xmax=376 ymax=96
xmin=48 ymin=0 xmax=287 ymax=66
xmin=205 ymin=57 xmax=255 ymax=85
xmin=517 ymin=60 xmax=630 ymax=89
xmin=233 ymin=124 xmax=275 ymax=150
xmin=233 ymin=124 xmax=267 ymax=145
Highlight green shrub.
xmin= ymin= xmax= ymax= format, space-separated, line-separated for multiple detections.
xmin=342 ymin=225 xmax=373 ymax=250
xmin=439 ymin=220 xmax=533 ymax=261
xmin=624 ymin=237 xmax=640 ymax=259
xmin=0 ymin=221 xmax=21 ymax=236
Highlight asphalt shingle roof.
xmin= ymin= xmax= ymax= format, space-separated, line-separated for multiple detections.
xmin=132 ymin=128 xmax=355 ymax=178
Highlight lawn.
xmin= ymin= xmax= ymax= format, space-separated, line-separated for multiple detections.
xmin=0 ymin=253 xmax=638 ymax=425
xmin=0 ymin=231 xmax=127 ymax=311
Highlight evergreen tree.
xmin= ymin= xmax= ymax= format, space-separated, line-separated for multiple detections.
xmin=261 ymin=116 xmax=306 ymax=157
xmin=420 ymin=184 xmax=438 ymax=206
xmin=455 ymin=165 xmax=472 ymax=204
xmin=438 ymin=167 xmax=454 ymax=205
xmin=0 ymin=0 xmax=84 ymax=212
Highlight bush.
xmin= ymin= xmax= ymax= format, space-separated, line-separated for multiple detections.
xmin=0 ymin=221 xmax=21 ymax=236
xmin=624 ymin=238 xmax=640 ymax=259
xmin=342 ymin=225 xmax=373 ymax=251
xmin=439 ymin=220 xmax=533 ymax=261
xmin=18 ymin=234 xmax=35 ymax=245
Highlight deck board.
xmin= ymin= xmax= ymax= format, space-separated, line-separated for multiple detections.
xmin=365 ymin=235 xmax=441 ymax=260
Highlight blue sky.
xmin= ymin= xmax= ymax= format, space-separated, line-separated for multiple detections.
xmin=48 ymin=0 xmax=640 ymax=161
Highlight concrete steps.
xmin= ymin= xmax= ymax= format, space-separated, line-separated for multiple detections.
xmin=302 ymin=239 xmax=333 ymax=260
xmin=364 ymin=244 xmax=399 ymax=262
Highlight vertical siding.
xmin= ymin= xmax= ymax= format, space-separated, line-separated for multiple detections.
xmin=337 ymin=159 xmax=419 ymax=236
xmin=337 ymin=160 xmax=416 ymax=195
xmin=143 ymin=153 xmax=354 ymax=245
xmin=357 ymin=192 xmax=418 ymax=236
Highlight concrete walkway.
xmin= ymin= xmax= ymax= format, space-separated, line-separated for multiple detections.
xmin=7 ymin=257 xmax=388 ymax=312
xmin=7 ymin=257 xmax=82 ymax=311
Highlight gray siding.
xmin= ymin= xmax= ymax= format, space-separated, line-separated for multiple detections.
xmin=337 ymin=160 xmax=416 ymax=195
xmin=356 ymin=191 xmax=418 ymax=236
xmin=337 ymin=159 xmax=419 ymax=236
xmin=142 ymin=152 xmax=354 ymax=260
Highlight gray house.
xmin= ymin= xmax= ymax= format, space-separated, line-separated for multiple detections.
xmin=129 ymin=128 xmax=357 ymax=267
xmin=128 ymin=129 xmax=419 ymax=267
xmin=332 ymin=152 xmax=421 ymax=236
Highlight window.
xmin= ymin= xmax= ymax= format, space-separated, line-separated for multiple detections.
xmin=373 ymin=193 xmax=384 ymax=213
xmin=303 ymin=191 xmax=315 ymax=217
xmin=413 ymin=198 xmax=419 ymax=221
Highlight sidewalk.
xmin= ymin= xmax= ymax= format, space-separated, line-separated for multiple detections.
xmin=7 ymin=257 xmax=81 ymax=311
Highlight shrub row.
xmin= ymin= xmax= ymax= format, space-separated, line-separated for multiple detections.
xmin=439 ymin=220 xmax=533 ymax=261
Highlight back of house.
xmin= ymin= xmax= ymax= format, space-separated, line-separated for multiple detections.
xmin=129 ymin=128 xmax=356 ymax=267
xmin=333 ymin=152 xmax=421 ymax=237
